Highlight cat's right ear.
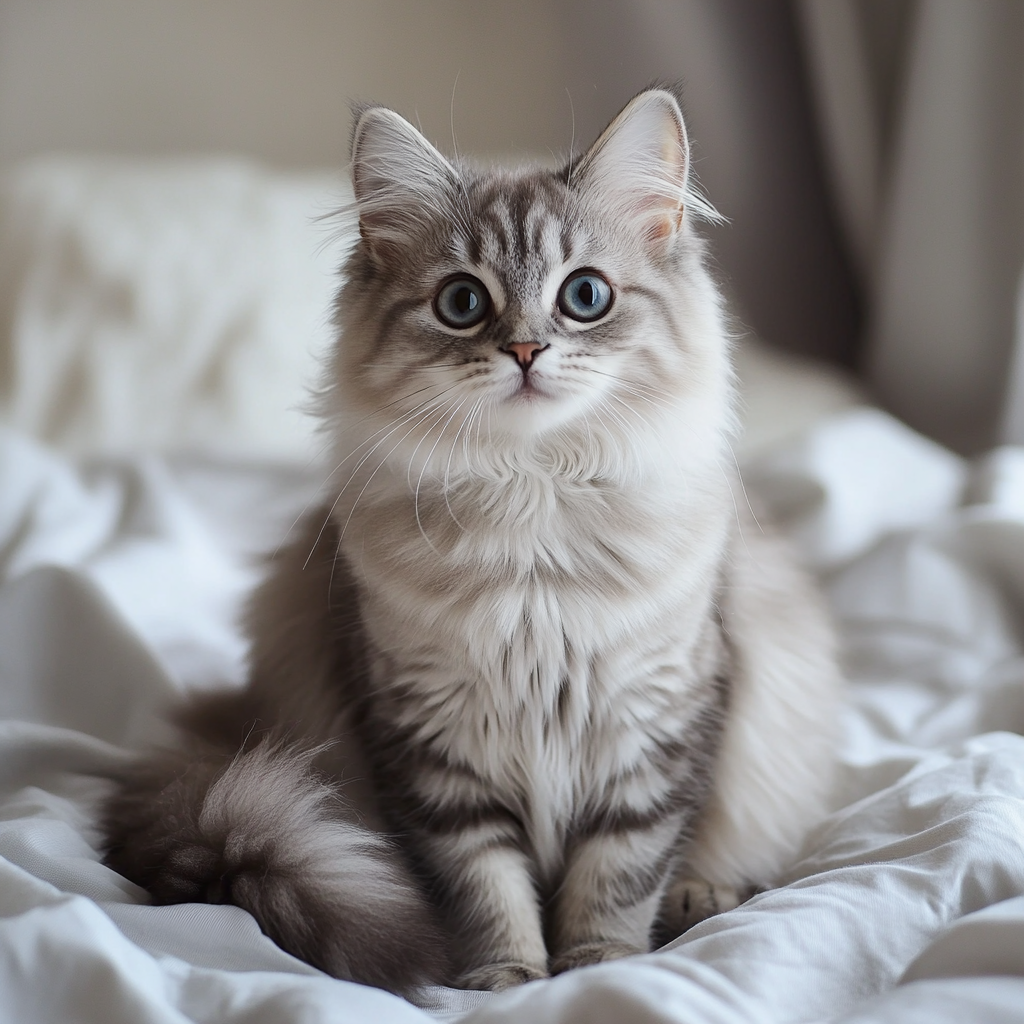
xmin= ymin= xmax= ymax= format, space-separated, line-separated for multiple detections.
xmin=571 ymin=89 xmax=694 ymax=247
xmin=350 ymin=106 xmax=458 ymax=260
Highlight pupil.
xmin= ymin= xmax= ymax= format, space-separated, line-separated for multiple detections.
xmin=455 ymin=288 xmax=477 ymax=315
xmin=579 ymin=281 xmax=595 ymax=306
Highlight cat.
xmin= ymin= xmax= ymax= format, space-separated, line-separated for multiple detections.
xmin=100 ymin=87 xmax=842 ymax=996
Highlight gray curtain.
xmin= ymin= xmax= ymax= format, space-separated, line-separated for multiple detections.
xmin=798 ymin=0 xmax=1024 ymax=454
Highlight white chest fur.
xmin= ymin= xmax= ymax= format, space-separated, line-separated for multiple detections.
xmin=344 ymin=464 xmax=729 ymax=873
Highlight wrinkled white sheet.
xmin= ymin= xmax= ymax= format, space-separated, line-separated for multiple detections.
xmin=1 ymin=407 xmax=1024 ymax=1024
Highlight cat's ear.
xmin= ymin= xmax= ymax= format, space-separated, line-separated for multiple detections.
xmin=350 ymin=106 xmax=458 ymax=256
xmin=572 ymin=89 xmax=691 ymax=245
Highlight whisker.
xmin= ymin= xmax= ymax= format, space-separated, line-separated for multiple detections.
xmin=450 ymin=70 xmax=461 ymax=162
xmin=606 ymin=392 xmax=657 ymax=434
xmin=442 ymin=396 xmax=484 ymax=530
xmin=598 ymin=400 xmax=646 ymax=452
xmin=607 ymin=385 xmax=668 ymax=411
xmin=599 ymin=391 xmax=648 ymax=434
xmin=581 ymin=365 xmax=672 ymax=395
xmin=596 ymin=397 xmax=665 ymax=484
xmin=405 ymin=397 xmax=459 ymax=491
xmin=471 ymin=397 xmax=490 ymax=477
xmin=271 ymin=397 xmax=442 ymax=560
xmin=588 ymin=403 xmax=615 ymax=446
xmin=305 ymin=395 xmax=451 ymax=567
xmin=558 ymin=372 xmax=670 ymax=420
xmin=325 ymin=377 xmax=469 ymax=456
xmin=581 ymin=405 xmax=596 ymax=453
xmin=326 ymin=378 xmax=472 ymax=484
xmin=336 ymin=401 xmax=457 ymax=545
xmin=414 ymin=397 xmax=469 ymax=547
xmin=471 ymin=398 xmax=489 ymax=466
xmin=725 ymin=440 xmax=765 ymax=537
xmin=294 ymin=382 xmax=470 ymax=557
xmin=409 ymin=398 xmax=465 ymax=553
xmin=580 ymin=367 xmax=673 ymax=405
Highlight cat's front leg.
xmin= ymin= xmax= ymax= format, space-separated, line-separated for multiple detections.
xmin=364 ymin=699 xmax=548 ymax=990
xmin=548 ymin=814 xmax=684 ymax=974
xmin=418 ymin=822 xmax=548 ymax=990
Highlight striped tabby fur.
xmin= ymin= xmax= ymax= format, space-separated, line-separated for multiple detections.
xmin=100 ymin=89 xmax=842 ymax=994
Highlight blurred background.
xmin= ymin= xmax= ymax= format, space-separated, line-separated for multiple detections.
xmin=0 ymin=0 xmax=1021 ymax=458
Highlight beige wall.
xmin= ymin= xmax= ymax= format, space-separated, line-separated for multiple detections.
xmin=0 ymin=0 xmax=565 ymax=168
xmin=0 ymin=0 xmax=861 ymax=365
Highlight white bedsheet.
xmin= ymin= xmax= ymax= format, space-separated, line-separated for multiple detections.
xmin=1 ymin=407 xmax=1024 ymax=1024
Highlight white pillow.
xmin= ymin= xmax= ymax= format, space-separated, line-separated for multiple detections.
xmin=0 ymin=158 xmax=351 ymax=460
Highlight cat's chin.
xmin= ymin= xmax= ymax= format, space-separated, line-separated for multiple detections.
xmin=490 ymin=382 xmax=583 ymax=436
xmin=506 ymin=385 xmax=547 ymax=408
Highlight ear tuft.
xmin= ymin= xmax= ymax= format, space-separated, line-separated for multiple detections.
xmin=350 ymin=106 xmax=457 ymax=255
xmin=573 ymin=89 xmax=699 ymax=245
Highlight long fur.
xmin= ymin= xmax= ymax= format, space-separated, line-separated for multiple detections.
xmin=100 ymin=88 xmax=842 ymax=995
xmin=101 ymin=724 xmax=448 ymax=992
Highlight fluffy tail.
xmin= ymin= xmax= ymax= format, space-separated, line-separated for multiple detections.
xmin=101 ymin=738 xmax=448 ymax=994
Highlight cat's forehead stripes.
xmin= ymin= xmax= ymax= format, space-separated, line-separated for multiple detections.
xmin=456 ymin=173 xmax=576 ymax=300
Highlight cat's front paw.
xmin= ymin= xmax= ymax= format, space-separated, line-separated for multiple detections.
xmin=660 ymin=877 xmax=743 ymax=935
xmin=457 ymin=961 xmax=548 ymax=991
xmin=550 ymin=940 xmax=644 ymax=974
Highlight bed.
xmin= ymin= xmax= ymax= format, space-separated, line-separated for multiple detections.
xmin=1 ymin=158 xmax=1022 ymax=1024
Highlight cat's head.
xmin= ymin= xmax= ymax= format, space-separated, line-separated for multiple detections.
xmin=324 ymin=88 xmax=733 ymax=485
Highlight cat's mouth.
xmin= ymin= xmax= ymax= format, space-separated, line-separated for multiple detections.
xmin=508 ymin=375 xmax=550 ymax=403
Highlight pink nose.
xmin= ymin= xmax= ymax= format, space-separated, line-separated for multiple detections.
xmin=506 ymin=342 xmax=545 ymax=368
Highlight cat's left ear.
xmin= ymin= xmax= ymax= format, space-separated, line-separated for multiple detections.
xmin=350 ymin=105 xmax=458 ymax=259
xmin=572 ymin=89 xmax=691 ymax=246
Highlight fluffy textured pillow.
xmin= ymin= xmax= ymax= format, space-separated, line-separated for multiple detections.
xmin=0 ymin=158 xmax=350 ymax=460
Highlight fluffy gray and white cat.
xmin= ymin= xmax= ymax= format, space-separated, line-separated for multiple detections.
xmin=100 ymin=88 xmax=841 ymax=996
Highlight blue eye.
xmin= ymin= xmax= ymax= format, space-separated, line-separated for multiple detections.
xmin=559 ymin=271 xmax=613 ymax=322
xmin=434 ymin=276 xmax=490 ymax=329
